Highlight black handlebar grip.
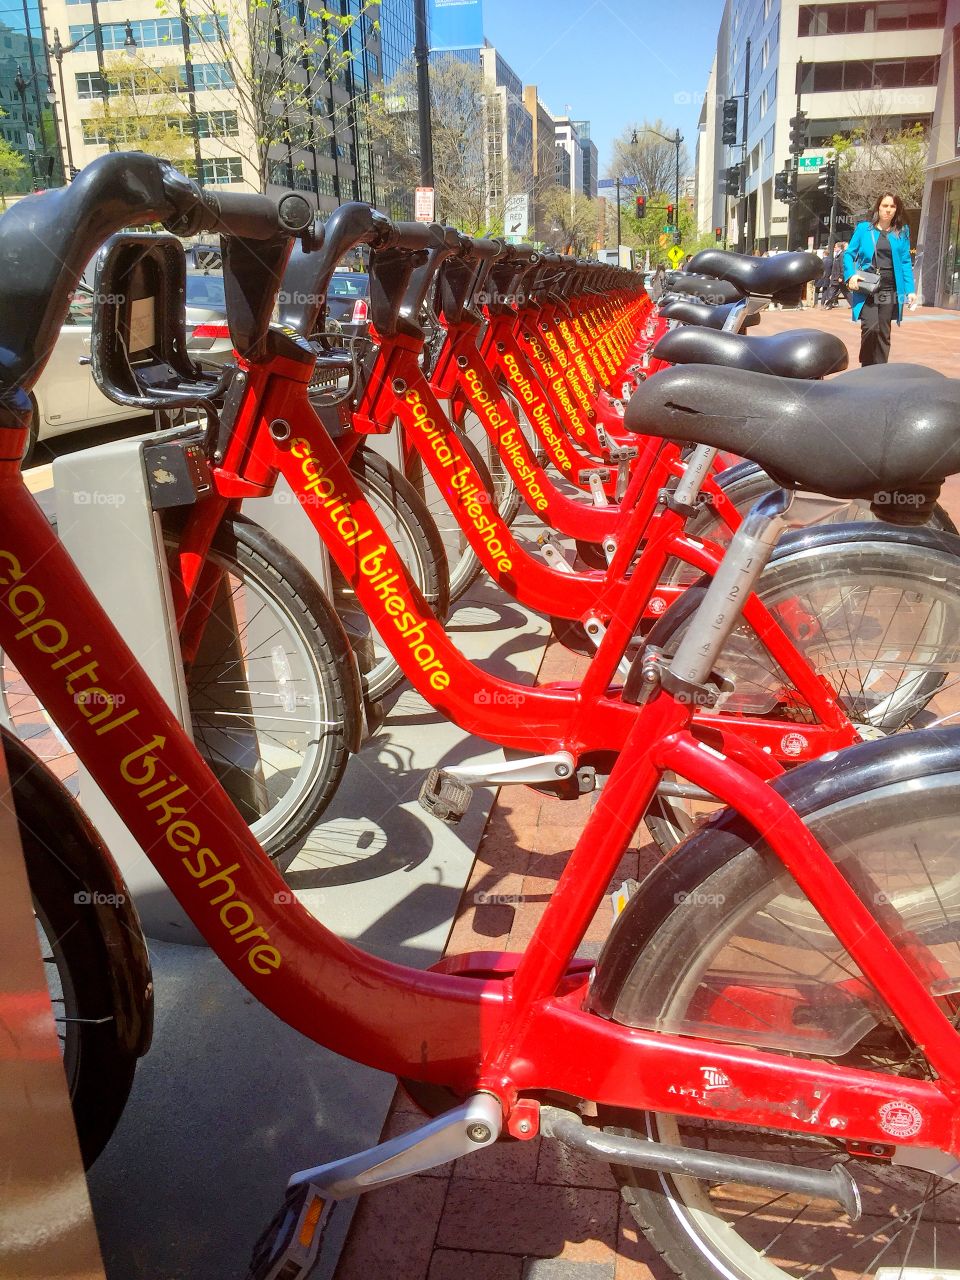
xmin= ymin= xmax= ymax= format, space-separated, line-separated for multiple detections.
xmin=390 ymin=221 xmax=454 ymax=253
xmin=459 ymin=236 xmax=503 ymax=263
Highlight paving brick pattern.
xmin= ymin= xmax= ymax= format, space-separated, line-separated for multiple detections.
xmin=334 ymin=303 xmax=960 ymax=1279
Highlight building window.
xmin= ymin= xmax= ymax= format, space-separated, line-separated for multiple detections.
xmin=192 ymin=63 xmax=235 ymax=90
xmin=201 ymin=157 xmax=243 ymax=184
xmin=799 ymin=1 xmax=944 ymax=36
xmin=798 ymin=55 xmax=940 ymax=93
xmin=69 ymin=16 xmax=228 ymax=51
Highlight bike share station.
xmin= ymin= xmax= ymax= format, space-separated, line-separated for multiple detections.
xmin=13 ymin=235 xmax=552 ymax=1278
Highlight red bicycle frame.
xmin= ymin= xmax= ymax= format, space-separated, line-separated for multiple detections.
xmin=0 ymin=446 xmax=956 ymax=1155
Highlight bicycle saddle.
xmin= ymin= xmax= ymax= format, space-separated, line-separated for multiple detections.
xmin=658 ymin=298 xmax=757 ymax=330
xmin=652 ymin=326 xmax=848 ymax=379
xmin=662 ymin=272 xmax=744 ymax=305
xmin=623 ymin=363 xmax=960 ymax=524
xmin=685 ymin=248 xmax=824 ymax=298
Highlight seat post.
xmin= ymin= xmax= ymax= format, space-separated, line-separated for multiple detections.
xmin=667 ymin=489 xmax=848 ymax=689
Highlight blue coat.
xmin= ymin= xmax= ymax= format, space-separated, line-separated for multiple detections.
xmin=842 ymin=221 xmax=916 ymax=323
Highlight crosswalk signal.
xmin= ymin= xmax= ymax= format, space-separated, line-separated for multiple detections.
xmin=635 ymin=194 xmax=646 ymax=218
xmin=817 ymin=161 xmax=837 ymax=197
xmin=721 ymin=97 xmax=739 ymax=146
xmin=789 ymin=111 xmax=808 ymax=157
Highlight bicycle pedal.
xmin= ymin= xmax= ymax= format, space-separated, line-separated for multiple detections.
xmin=246 ymin=1182 xmax=334 ymax=1280
xmin=419 ymin=768 xmax=473 ymax=824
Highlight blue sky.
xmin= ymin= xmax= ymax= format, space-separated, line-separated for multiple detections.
xmin=479 ymin=0 xmax=722 ymax=178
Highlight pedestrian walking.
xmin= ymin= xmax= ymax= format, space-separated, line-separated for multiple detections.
xmin=843 ymin=192 xmax=917 ymax=366
xmin=814 ymin=249 xmax=831 ymax=306
xmin=821 ymin=243 xmax=851 ymax=309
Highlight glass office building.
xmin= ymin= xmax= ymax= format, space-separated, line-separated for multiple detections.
xmin=0 ymin=0 xmax=61 ymax=196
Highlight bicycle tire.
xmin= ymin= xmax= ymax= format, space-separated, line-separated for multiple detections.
xmin=643 ymin=532 xmax=960 ymax=852
xmin=335 ymin=447 xmax=451 ymax=696
xmin=664 ymin=462 xmax=958 ymax=588
xmin=1 ymin=513 xmax=363 ymax=871
xmin=593 ymin=729 xmax=960 ymax=1280
xmin=401 ymin=433 xmax=493 ymax=605
xmin=9 ymin=728 xmax=152 ymax=1168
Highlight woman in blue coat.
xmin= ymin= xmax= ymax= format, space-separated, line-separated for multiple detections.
xmin=843 ymin=192 xmax=917 ymax=365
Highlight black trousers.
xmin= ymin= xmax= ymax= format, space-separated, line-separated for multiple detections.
xmin=859 ymin=290 xmax=897 ymax=366
xmin=822 ymin=281 xmax=851 ymax=307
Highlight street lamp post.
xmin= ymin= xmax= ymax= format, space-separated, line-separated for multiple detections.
xmin=13 ymin=64 xmax=58 ymax=189
xmin=50 ymin=18 xmax=136 ymax=168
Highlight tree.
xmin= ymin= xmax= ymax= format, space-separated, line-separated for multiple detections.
xmin=0 ymin=111 xmax=28 ymax=207
xmin=84 ymin=59 xmax=196 ymax=174
xmin=608 ymin=120 xmax=690 ymax=199
xmin=829 ymin=93 xmax=928 ymax=215
xmin=158 ymin=0 xmax=377 ymax=191
xmin=365 ymin=55 xmax=533 ymax=234
xmin=542 ymin=185 xmax=600 ymax=255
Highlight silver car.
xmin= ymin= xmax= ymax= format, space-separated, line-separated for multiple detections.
xmin=27 ymin=273 xmax=232 ymax=465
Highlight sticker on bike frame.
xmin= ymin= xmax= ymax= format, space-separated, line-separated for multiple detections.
xmin=780 ymin=732 xmax=809 ymax=758
xmin=877 ymin=1101 xmax=923 ymax=1139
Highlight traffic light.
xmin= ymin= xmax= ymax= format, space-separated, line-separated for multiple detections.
xmin=666 ymin=203 xmax=675 ymax=225
xmin=721 ymin=97 xmax=739 ymax=145
xmin=774 ymin=169 xmax=794 ymax=202
xmin=817 ymin=160 xmax=837 ymax=197
xmin=635 ymin=194 xmax=646 ymax=219
xmin=719 ymin=165 xmax=742 ymax=197
xmin=715 ymin=226 xmax=722 ymax=241
xmin=673 ymin=229 xmax=682 ymax=246
xmin=788 ymin=111 xmax=808 ymax=157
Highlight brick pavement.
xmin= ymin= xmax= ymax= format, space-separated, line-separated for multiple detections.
xmin=333 ymin=299 xmax=960 ymax=1280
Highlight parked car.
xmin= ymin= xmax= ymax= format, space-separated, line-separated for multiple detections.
xmin=323 ymin=270 xmax=370 ymax=340
xmin=27 ymin=272 xmax=233 ymax=466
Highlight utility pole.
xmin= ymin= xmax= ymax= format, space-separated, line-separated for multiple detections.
xmin=615 ymin=176 xmax=622 ymax=249
xmin=789 ymin=57 xmax=803 ymax=250
xmin=737 ymin=36 xmax=750 ymax=252
xmin=413 ymin=0 xmax=434 ymax=190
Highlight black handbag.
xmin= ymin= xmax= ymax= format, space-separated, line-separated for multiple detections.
xmin=857 ymin=270 xmax=881 ymax=296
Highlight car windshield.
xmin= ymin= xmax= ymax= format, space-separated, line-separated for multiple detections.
xmin=328 ymin=273 xmax=368 ymax=299
xmin=186 ymin=273 xmax=227 ymax=311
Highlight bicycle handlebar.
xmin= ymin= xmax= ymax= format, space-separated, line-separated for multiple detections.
xmin=0 ymin=152 xmax=314 ymax=398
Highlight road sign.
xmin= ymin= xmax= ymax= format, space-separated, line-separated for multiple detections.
xmin=414 ymin=186 xmax=435 ymax=222
xmin=658 ymin=234 xmax=668 ymax=247
xmin=504 ymin=193 xmax=529 ymax=239
xmin=598 ymin=176 xmax=639 ymax=189
xmin=797 ymin=154 xmax=828 ymax=169
xmin=667 ymin=245 xmax=685 ymax=267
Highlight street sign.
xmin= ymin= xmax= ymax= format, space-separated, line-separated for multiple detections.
xmin=414 ymin=186 xmax=435 ymax=222
xmin=667 ymin=245 xmax=685 ymax=266
xmin=504 ymin=193 xmax=529 ymax=239
xmin=598 ymin=176 xmax=639 ymax=189
xmin=797 ymin=154 xmax=828 ymax=169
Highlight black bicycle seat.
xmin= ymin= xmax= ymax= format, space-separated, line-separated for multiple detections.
xmin=623 ymin=363 xmax=960 ymax=523
xmin=685 ymin=249 xmax=824 ymax=298
xmin=658 ymin=298 xmax=752 ymax=330
xmin=652 ymin=327 xmax=848 ymax=379
xmin=662 ymin=272 xmax=744 ymax=305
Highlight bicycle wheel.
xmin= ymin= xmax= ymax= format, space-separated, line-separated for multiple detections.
xmin=7 ymin=728 xmax=152 ymax=1168
xmin=664 ymin=462 xmax=958 ymax=589
xmin=594 ymin=733 xmax=960 ymax=1280
xmin=329 ymin=447 xmax=450 ymax=700
xmin=401 ymin=433 xmax=493 ymax=604
xmin=1 ymin=513 xmax=362 ymax=869
xmin=644 ymin=531 xmax=960 ymax=853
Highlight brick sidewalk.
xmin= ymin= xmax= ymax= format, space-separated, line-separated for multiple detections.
xmin=333 ymin=299 xmax=960 ymax=1280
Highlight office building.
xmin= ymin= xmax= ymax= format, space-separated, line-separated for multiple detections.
xmin=701 ymin=0 xmax=943 ymax=250
xmin=41 ymin=0 xmax=383 ymax=210
xmin=918 ymin=0 xmax=960 ymax=306
xmin=572 ymin=119 xmax=598 ymax=198
xmin=0 ymin=0 xmax=59 ymax=195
